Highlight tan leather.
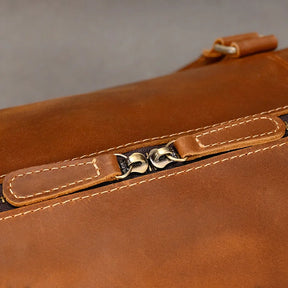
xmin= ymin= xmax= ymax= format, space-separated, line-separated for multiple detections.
xmin=0 ymin=135 xmax=287 ymax=287
xmin=5 ymin=114 xmax=285 ymax=207
xmin=174 ymin=114 xmax=286 ymax=159
xmin=202 ymin=32 xmax=261 ymax=59
xmin=0 ymin=44 xmax=288 ymax=184
xmin=0 ymin=33 xmax=288 ymax=287
xmin=231 ymin=35 xmax=278 ymax=58
xmin=179 ymin=32 xmax=261 ymax=71
xmin=216 ymin=32 xmax=260 ymax=46
xmin=3 ymin=153 xmax=121 ymax=207
xmin=183 ymin=32 xmax=278 ymax=71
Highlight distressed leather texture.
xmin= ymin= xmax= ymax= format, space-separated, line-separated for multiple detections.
xmin=3 ymin=153 xmax=121 ymax=207
xmin=0 ymin=33 xmax=288 ymax=287
xmin=4 ymin=113 xmax=286 ymax=208
xmin=174 ymin=114 xmax=286 ymax=159
xmin=1 ymin=40 xmax=288 ymax=183
xmin=179 ymin=32 xmax=277 ymax=70
xmin=0 ymin=137 xmax=288 ymax=287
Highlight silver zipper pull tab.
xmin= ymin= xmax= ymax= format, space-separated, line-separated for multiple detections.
xmin=115 ymin=153 xmax=149 ymax=179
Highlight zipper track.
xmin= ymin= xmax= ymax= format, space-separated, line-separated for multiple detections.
xmin=280 ymin=114 xmax=288 ymax=137
xmin=0 ymin=188 xmax=13 ymax=212
xmin=1 ymin=114 xmax=287 ymax=213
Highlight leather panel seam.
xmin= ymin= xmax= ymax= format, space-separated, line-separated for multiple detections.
xmin=0 ymin=141 xmax=286 ymax=222
xmin=8 ymin=159 xmax=100 ymax=200
xmin=195 ymin=116 xmax=280 ymax=147
xmin=0 ymin=105 xmax=287 ymax=181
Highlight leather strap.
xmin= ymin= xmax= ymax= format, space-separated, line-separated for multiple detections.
xmin=3 ymin=153 xmax=121 ymax=207
xmin=3 ymin=115 xmax=286 ymax=207
xmin=203 ymin=32 xmax=261 ymax=58
xmin=174 ymin=115 xmax=286 ymax=159
xmin=230 ymin=35 xmax=278 ymax=58
xmin=178 ymin=32 xmax=278 ymax=71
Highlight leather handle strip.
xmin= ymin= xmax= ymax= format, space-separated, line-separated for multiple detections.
xmin=201 ymin=33 xmax=277 ymax=59
xmin=174 ymin=115 xmax=286 ymax=159
xmin=3 ymin=153 xmax=122 ymax=207
xmin=231 ymin=35 xmax=278 ymax=58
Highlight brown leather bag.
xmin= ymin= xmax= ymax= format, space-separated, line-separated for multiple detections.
xmin=0 ymin=32 xmax=288 ymax=287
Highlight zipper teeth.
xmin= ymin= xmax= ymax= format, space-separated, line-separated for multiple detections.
xmin=279 ymin=115 xmax=288 ymax=136
xmin=118 ymin=116 xmax=288 ymax=178
xmin=1 ymin=115 xmax=288 ymax=213
xmin=0 ymin=188 xmax=14 ymax=213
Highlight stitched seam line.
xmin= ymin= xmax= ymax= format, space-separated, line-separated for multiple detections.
xmin=0 ymin=141 xmax=286 ymax=222
xmin=67 ymin=105 xmax=288 ymax=160
xmin=8 ymin=159 xmax=100 ymax=200
xmin=0 ymin=104 xmax=287 ymax=180
xmin=3 ymin=109 xmax=288 ymax=199
xmin=195 ymin=116 xmax=280 ymax=148
xmin=6 ymin=116 xmax=280 ymax=198
xmin=0 ymin=105 xmax=287 ymax=179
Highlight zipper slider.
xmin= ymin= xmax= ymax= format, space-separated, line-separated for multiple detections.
xmin=148 ymin=141 xmax=187 ymax=169
xmin=2 ymin=114 xmax=286 ymax=208
xmin=148 ymin=115 xmax=286 ymax=169
xmin=2 ymin=152 xmax=150 ymax=207
xmin=115 ymin=153 xmax=149 ymax=179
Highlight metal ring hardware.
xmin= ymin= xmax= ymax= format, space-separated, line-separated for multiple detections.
xmin=213 ymin=44 xmax=237 ymax=55
xmin=115 ymin=152 xmax=149 ymax=180
xmin=148 ymin=141 xmax=187 ymax=169
xmin=116 ymin=141 xmax=187 ymax=179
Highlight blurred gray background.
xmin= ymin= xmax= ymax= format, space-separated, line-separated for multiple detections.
xmin=0 ymin=0 xmax=287 ymax=108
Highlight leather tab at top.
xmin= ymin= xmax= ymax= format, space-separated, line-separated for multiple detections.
xmin=178 ymin=32 xmax=277 ymax=71
xmin=3 ymin=153 xmax=122 ymax=207
xmin=203 ymin=33 xmax=277 ymax=59
xmin=215 ymin=32 xmax=259 ymax=46
xmin=231 ymin=35 xmax=278 ymax=58
xmin=174 ymin=115 xmax=286 ymax=160
xmin=202 ymin=32 xmax=260 ymax=59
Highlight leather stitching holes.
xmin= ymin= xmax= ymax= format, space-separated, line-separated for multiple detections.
xmin=0 ymin=141 xmax=286 ymax=222
xmin=3 ymin=112 xmax=287 ymax=201
xmin=67 ymin=105 xmax=288 ymax=161
xmin=8 ymin=159 xmax=100 ymax=200
xmin=195 ymin=116 xmax=280 ymax=148
xmin=0 ymin=105 xmax=287 ymax=180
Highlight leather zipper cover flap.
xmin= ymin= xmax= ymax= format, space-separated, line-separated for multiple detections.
xmin=0 ymin=42 xmax=288 ymax=183
xmin=0 ymin=136 xmax=287 ymax=287
xmin=1 ymin=32 xmax=288 ymax=287
xmin=174 ymin=115 xmax=286 ymax=159
xmin=3 ymin=154 xmax=121 ymax=207
xmin=3 ymin=114 xmax=286 ymax=207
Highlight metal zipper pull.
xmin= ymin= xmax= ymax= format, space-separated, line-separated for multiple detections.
xmin=149 ymin=115 xmax=287 ymax=170
xmin=3 ymin=114 xmax=287 ymax=209
xmin=115 ymin=153 xmax=149 ymax=179
xmin=148 ymin=141 xmax=187 ymax=169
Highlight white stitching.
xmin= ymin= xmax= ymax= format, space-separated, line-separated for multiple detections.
xmin=8 ymin=159 xmax=100 ymax=200
xmin=195 ymin=116 xmax=280 ymax=148
xmin=5 ymin=115 xmax=281 ymax=200
xmin=0 ymin=105 xmax=287 ymax=180
xmin=68 ymin=105 xmax=288 ymax=160
xmin=2 ymin=107 xmax=288 ymax=201
xmin=0 ymin=141 xmax=286 ymax=222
